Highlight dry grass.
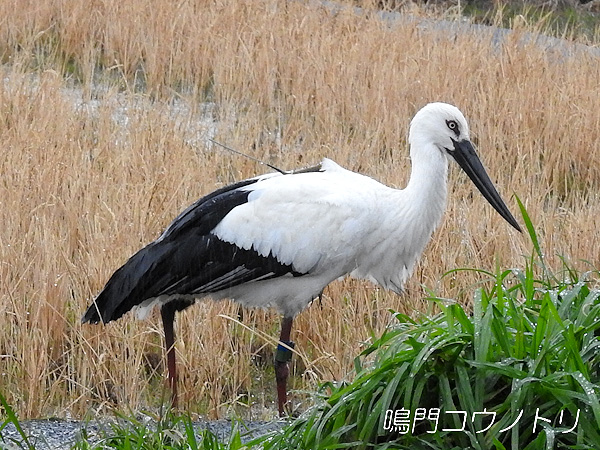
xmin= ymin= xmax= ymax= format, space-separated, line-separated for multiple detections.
xmin=1 ymin=0 xmax=599 ymax=420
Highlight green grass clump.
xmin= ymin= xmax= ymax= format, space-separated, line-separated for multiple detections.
xmin=259 ymin=207 xmax=600 ymax=449
xmin=0 ymin=390 xmax=35 ymax=450
xmin=0 ymin=395 xmax=242 ymax=450
xmin=71 ymin=412 xmax=245 ymax=450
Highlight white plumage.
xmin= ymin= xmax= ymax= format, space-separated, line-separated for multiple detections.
xmin=82 ymin=102 xmax=521 ymax=415
xmin=212 ymin=157 xmax=431 ymax=315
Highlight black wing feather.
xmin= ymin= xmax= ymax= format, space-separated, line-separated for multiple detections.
xmin=82 ymin=178 xmax=300 ymax=324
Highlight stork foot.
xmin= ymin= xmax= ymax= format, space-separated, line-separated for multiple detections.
xmin=275 ymin=340 xmax=295 ymax=416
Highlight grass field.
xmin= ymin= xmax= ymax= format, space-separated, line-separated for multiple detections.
xmin=0 ymin=0 xmax=599 ymax=421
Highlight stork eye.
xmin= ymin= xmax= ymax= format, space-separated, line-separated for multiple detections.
xmin=446 ymin=120 xmax=459 ymax=136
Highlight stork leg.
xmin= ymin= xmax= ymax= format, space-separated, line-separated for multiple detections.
xmin=161 ymin=302 xmax=178 ymax=408
xmin=275 ymin=316 xmax=295 ymax=416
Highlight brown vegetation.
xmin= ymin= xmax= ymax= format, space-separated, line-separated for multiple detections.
xmin=0 ymin=0 xmax=599 ymax=419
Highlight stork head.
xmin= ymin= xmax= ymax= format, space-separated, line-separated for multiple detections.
xmin=409 ymin=102 xmax=521 ymax=232
xmin=409 ymin=102 xmax=470 ymax=152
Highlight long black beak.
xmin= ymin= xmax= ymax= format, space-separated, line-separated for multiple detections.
xmin=448 ymin=138 xmax=522 ymax=232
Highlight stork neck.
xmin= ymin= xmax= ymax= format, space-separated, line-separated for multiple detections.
xmin=404 ymin=145 xmax=449 ymax=226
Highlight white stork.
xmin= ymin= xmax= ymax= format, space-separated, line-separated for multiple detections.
xmin=82 ymin=102 xmax=521 ymax=416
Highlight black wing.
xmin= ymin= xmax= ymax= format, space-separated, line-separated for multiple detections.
xmin=82 ymin=177 xmax=302 ymax=324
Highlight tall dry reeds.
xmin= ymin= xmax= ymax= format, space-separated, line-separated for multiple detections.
xmin=0 ymin=0 xmax=599 ymax=419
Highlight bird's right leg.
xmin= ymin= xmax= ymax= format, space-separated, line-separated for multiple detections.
xmin=275 ymin=316 xmax=294 ymax=416
xmin=161 ymin=302 xmax=178 ymax=408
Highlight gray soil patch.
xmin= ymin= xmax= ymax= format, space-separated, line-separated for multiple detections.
xmin=1 ymin=418 xmax=285 ymax=449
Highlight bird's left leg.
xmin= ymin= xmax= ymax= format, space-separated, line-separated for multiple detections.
xmin=161 ymin=302 xmax=178 ymax=408
xmin=275 ymin=316 xmax=294 ymax=417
